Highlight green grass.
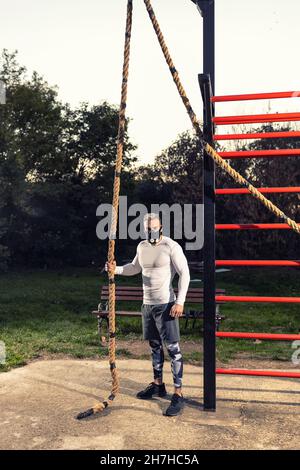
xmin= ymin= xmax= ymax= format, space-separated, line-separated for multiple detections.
xmin=0 ymin=267 xmax=299 ymax=371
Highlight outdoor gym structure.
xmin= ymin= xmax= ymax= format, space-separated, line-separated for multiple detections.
xmin=196 ymin=0 xmax=300 ymax=412
xmin=77 ymin=0 xmax=300 ymax=419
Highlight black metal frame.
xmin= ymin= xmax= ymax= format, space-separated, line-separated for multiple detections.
xmin=192 ymin=0 xmax=216 ymax=411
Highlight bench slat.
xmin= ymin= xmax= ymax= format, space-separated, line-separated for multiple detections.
xmin=101 ymin=287 xmax=224 ymax=293
xmin=100 ymin=295 xmax=226 ymax=303
xmin=99 ymin=285 xmax=226 ymax=304
xmin=92 ymin=310 xmax=204 ymax=318
xmin=101 ymin=286 xmax=206 ymax=292
xmin=100 ymin=296 xmax=207 ymax=301
xmin=100 ymin=293 xmax=212 ymax=298
xmin=101 ymin=286 xmax=225 ymax=297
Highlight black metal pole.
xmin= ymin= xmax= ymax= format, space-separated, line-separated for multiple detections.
xmin=199 ymin=74 xmax=216 ymax=412
xmin=192 ymin=0 xmax=216 ymax=411
xmin=194 ymin=0 xmax=215 ymax=93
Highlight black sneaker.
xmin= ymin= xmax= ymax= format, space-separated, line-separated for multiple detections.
xmin=136 ymin=382 xmax=167 ymax=400
xmin=165 ymin=393 xmax=184 ymax=416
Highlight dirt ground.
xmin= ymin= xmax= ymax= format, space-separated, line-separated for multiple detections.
xmin=0 ymin=357 xmax=300 ymax=450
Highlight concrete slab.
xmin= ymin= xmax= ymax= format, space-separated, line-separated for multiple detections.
xmin=0 ymin=359 xmax=299 ymax=450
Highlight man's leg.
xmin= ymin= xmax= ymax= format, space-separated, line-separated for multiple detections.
xmin=137 ymin=306 xmax=167 ymax=399
xmin=153 ymin=303 xmax=184 ymax=415
xmin=164 ymin=341 xmax=184 ymax=416
xmin=165 ymin=341 xmax=183 ymax=395
xmin=156 ymin=302 xmax=182 ymax=395
xmin=149 ymin=339 xmax=164 ymax=385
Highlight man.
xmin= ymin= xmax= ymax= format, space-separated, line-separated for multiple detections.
xmin=106 ymin=213 xmax=190 ymax=416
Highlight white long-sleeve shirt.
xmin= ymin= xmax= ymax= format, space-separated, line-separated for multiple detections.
xmin=115 ymin=236 xmax=190 ymax=305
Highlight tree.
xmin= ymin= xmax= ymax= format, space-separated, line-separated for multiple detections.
xmin=137 ymin=131 xmax=203 ymax=205
xmin=0 ymin=50 xmax=138 ymax=269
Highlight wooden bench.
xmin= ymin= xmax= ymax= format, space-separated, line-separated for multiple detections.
xmin=92 ymin=286 xmax=226 ymax=344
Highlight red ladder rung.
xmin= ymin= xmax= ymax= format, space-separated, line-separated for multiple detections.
xmin=214 ymin=131 xmax=300 ymax=141
xmin=216 ymin=187 xmax=300 ymax=195
xmin=216 ymin=369 xmax=300 ymax=378
xmin=216 ymin=224 xmax=300 ymax=230
xmin=216 ymin=295 xmax=300 ymax=303
xmin=211 ymin=91 xmax=300 ymax=103
xmin=216 ymin=260 xmax=300 ymax=267
xmin=216 ymin=332 xmax=300 ymax=341
xmin=213 ymin=112 xmax=300 ymax=126
xmin=218 ymin=149 xmax=300 ymax=159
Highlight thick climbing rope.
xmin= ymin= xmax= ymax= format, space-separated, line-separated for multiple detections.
xmin=76 ymin=0 xmax=133 ymax=420
xmin=143 ymin=0 xmax=300 ymax=235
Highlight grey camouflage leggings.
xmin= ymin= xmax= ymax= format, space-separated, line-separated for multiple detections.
xmin=149 ymin=339 xmax=183 ymax=389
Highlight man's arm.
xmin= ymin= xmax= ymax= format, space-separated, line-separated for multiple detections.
xmin=106 ymin=248 xmax=142 ymax=276
xmin=171 ymin=244 xmax=190 ymax=307
xmin=115 ymin=252 xmax=142 ymax=276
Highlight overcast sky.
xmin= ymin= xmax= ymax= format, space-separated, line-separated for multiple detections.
xmin=1 ymin=0 xmax=300 ymax=163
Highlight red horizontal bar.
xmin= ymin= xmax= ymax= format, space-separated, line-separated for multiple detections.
xmin=214 ymin=131 xmax=300 ymax=141
xmin=218 ymin=149 xmax=300 ymax=159
xmin=216 ymin=187 xmax=300 ymax=195
xmin=212 ymin=91 xmax=300 ymax=103
xmin=213 ymin=112 xmax=300 ymax=126
xmin=216 ymin=260 xmax=300 ymax=267
xmin=216 ymin=332 xmax=300 ymax=341
xmin=216 ymin=224 xmax=300 ymax=230
xmin=216 ymin=295 xmax=300 ymax=303
xmin=216 ymin=368 xmax=300 ymax=378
